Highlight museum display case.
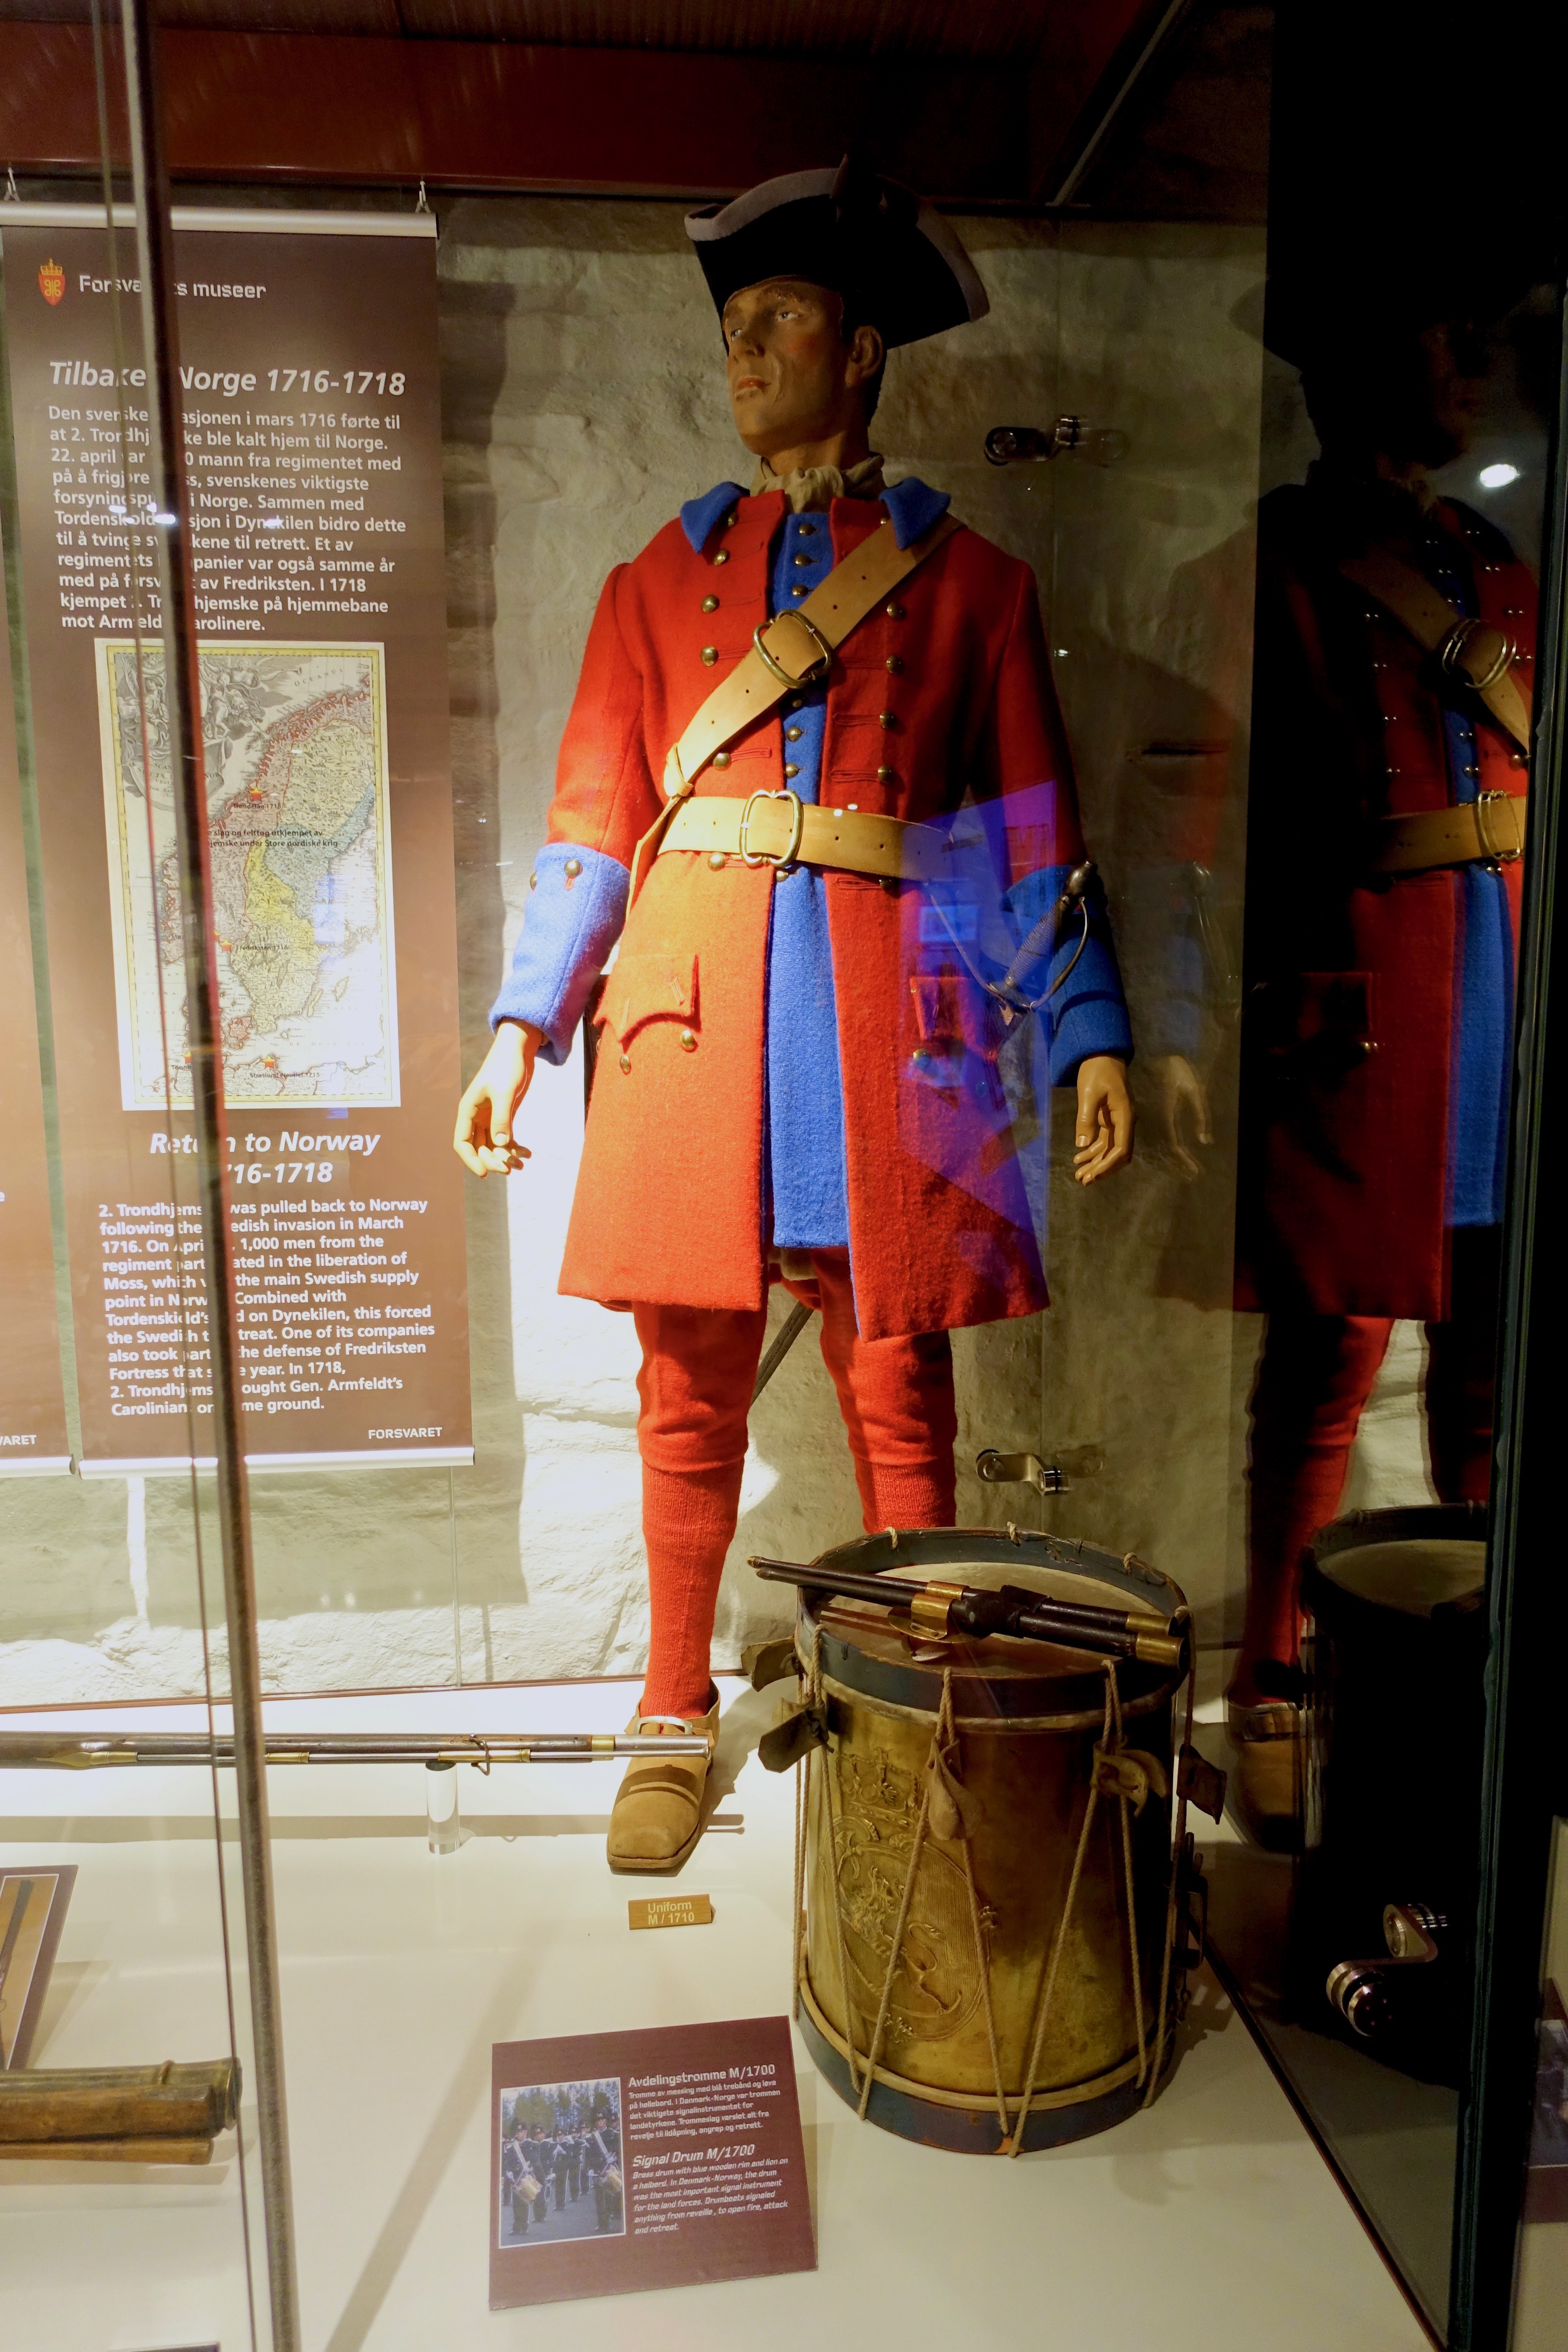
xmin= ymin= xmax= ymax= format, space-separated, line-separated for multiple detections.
xmin=0 ymin=3 xmax=1563 ymax=2346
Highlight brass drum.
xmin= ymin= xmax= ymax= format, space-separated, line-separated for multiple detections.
xmin=790 ymin=1527 xmax=1193 ymax=2153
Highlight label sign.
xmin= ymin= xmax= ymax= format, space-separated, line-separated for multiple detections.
xmin=0 ymin=211 xmax=470 ymax=1472
xmin=490 ymin=2017 xmax=815 ymax=2310
xmin=628 ymin=1894 xmax=715 ymax=1930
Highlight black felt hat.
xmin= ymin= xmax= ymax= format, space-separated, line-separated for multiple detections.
xmin=685 ymin=156 xmax=989 ymax=350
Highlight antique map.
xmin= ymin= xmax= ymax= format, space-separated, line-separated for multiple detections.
xmin=96 ymin=640 xmax=398 ymax=1109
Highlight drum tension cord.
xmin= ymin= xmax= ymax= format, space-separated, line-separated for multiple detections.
xmin=787 ymin=1612 xmax=1203 ymax=2147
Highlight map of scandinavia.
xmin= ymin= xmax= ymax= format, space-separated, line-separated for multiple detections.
xmin=97 ymin=640 xmax=399 ymax=1110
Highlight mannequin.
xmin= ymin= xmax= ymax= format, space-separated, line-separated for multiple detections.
xmin=455 ymin=162 xmax=1135 ymax=1871
xmin=1159 ymin=295 xmax=1534 ymax=1841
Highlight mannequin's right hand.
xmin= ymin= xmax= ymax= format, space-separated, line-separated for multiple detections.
xmin=453 ymin=1019 xmax=542 ymax=1177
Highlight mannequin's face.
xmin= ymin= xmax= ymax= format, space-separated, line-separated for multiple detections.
xmin=722 ymin=277 xmax=882 ymax=460
xmin=1314 ymin=317 xmax=1490 ymax=474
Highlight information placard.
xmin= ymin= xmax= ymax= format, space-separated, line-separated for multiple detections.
xmin=490 ymin=2017 xmax=815 ymax=2311
xmin=0 ymin=564 xmax=70 ymax=1476
xmin=0 ymin=209 xmax=470 ymax=1472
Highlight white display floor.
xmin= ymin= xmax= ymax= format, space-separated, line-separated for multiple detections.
xmin=0 ymin=1677 xmax=1431 ymax=2352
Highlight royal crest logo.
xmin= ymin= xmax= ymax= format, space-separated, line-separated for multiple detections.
xmin=38 ymin=257 xmax=65 ymax=307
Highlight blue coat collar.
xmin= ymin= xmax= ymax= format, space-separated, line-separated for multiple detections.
xmin=880 ymin=475 xmax=950 ymax=548
xmin=680 ymin=473 xmax=950 ymax=554
xmin=680 ymin=481 xmax=746 ymax=553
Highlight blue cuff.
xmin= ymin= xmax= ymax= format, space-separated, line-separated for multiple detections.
xmin=1000 ymin=865 xmax=1133 ymax=1086
xmin=489 ymin=842 xmax=629 ymax=1063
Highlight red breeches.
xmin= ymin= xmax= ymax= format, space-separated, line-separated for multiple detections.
xmin=634 ymin=1249 xmax=957 ymax=1719
xmin=1238 ymin=1227 xmax=1499 ymax=1697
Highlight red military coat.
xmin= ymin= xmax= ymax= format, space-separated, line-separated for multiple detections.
xmin=1237 ymin=478 xmax=1535 ymax=1320
xmin=535 ymin=486 xmax=1118 ymax=1342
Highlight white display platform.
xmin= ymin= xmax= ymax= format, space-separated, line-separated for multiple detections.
xmin=0 ymin=1678 xmax=1430 ymax=2352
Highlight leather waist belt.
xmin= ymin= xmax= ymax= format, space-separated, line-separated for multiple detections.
xmin=1371 ymin=791 xmax=1526 ymax=874
xmin=657 ymin=790 xmax=949 ymax=883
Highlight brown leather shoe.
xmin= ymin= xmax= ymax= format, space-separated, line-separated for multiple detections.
xmin=1227 ymin=1700 xmax=1302 ymax=1853
xmin=606 ymin=1692 xmax=720 ymax=1876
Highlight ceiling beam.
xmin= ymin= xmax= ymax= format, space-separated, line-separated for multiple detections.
xmin=0 ymin=21 xmax=1063 ymax=203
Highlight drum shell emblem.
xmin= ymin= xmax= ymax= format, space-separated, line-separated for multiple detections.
xmin=804 ymin=1682 xmax=1176 ymax=2101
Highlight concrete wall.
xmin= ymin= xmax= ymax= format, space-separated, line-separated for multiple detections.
xmin=3 ymin=196 xmax=1395 ymax=1705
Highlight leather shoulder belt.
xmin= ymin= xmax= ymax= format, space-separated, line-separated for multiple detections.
xmin=1340 ymin=544 xmax=1530 ymax=876
xmin=629 ymin=507 xmax=962 ymax=898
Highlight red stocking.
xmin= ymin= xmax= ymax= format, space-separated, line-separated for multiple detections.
xmin=639 ymin=1458 xmax=744 ymax=1721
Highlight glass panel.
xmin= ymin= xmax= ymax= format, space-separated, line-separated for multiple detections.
xmin=1178 ymin=24 xmax=1561 ymax=2341
xmin=6 ymin=7 xmax=1559 ymax=2338
xmin=1512 ymin=1820 xmax=1568 ymax=2350
xmin=0 ymin=135 xmax=265 ymax=2351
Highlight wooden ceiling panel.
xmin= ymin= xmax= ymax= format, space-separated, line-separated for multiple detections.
xmin=0 ymin=0 xmax=1064 ymax=55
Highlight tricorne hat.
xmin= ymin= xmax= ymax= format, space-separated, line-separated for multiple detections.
xmin=685 ymin=155 xmax=989 ymax=350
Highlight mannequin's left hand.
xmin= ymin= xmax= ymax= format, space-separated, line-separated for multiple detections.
xmin=1073 ymin=1054 xmax=1135 ymax=1185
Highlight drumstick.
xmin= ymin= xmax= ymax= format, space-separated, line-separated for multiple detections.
xmin=749 ymin=1559 xmax=1185 ymax=1669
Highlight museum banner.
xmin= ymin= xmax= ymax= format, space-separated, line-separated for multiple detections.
xmin=0 ymin=207 xmax=471 ymax=1473
xmin=0 ymin=564 xmax=70 ymax=1477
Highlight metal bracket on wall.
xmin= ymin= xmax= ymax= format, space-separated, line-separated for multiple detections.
xmin=975 ymin=1445 xmax=1106 ymax=1498
xmin=985 ymin=418 xmax=1129 ymax=468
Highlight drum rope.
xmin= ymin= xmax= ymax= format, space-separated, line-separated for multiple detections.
xmin=855 ymin=1730 xmax=936 ymax=2122
xmin=791 ymin=1733 xmax=809 ymax=2026
xmin=935 ymin=1670 xmax=1011 ymax=2135
xmin=1108 ymin=1665 xmax=1150 ymax=2091
xmin=1003 ymin=1671 xmax=1115 ymax=2156
xmin=1142 ymin=1615 xmax=1197 ymax=2110
xmin=796 ymin=1594 xmax=1197 ymax=2146
xmin=800 ymin=1623 xmax=865 ymax=2097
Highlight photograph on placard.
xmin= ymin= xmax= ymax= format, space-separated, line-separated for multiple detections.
xmin=498 ymin=2077 xmax=624 ymax=2250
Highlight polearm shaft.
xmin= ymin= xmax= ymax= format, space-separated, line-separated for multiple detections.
xmin=0 ymin=1732 xmax=711 ymax=1771
xmin=750 ymin=1557 xmax=1185 ymax=1669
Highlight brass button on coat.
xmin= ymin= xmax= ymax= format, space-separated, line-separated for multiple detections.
xmin=786 ymin=726 xmax=802 ymax=741
xmin=886 ymin=655 xmax=904 ymax=674
xmin=708 ymin=851 xmax=727 ymax=869
xmin=712 ymin=750 xmax=731 ymax=768
xmin=791 ymin=585 xmax=808 ymax=597
xmin=877 ymin=765 xmax=896 ymax=783
xmin=713 ymin=549 xmax=730 ymax=565
xmin=885 ymin=601 xmax=905 ymax=620
xmin=879 ymin=710 xmax=897 ymax=730
xmin=564 ymin=857 xmax=582 ymax=877
xmin=618 ymin=1053 xmax=632 ymax=1075
xmin=528 ymin=871 xmax=537 ymax=890
xmin=701 ymin=594 xmax=719 ymax=612
xmin=701 ymin=646 xmax=719 ymax=665
xmin=783 ymin=763 xmax=799 ymax=778
xmin=679 ymin=1029 xmax=698 ymax=1051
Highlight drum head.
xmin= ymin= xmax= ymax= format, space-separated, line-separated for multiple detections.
xmin=1306 ymin=1503 xmax=1487 ymax=1626
xmin=1316 ymin=1539 xmax=1483 ymax=1619
xmin=797 ymin=1526 xmax=1185 ymax=1723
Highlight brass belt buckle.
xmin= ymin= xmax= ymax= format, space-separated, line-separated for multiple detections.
xmin=1474 ymin=789 xmax=1524 ymax=865
xmin=739 ymin=787 xmax=806 ymax=873
xmin=752 ymin=611 xmax=833 ymax=692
